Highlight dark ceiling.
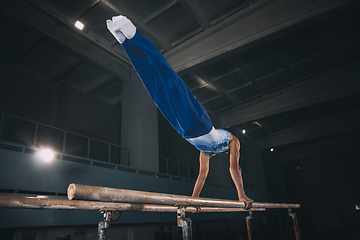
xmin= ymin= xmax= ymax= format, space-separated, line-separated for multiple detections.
xmin=1 ymin=0 xmax=359 ymax=162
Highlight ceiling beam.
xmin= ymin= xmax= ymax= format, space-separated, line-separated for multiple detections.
xmin=219 ymin=60 xmax=360 ymax=128
xmin=30 ymin=0 xmax=131 ymax=65
xmin=194 ymin=71 xmax=238 ymax=106
xmin=253 ymin=120 xmax=272 ymax=133
xmin=0 ymin=16 xmax=42 ymax=67
xmin=245 ymin=0 xmax=256 ymax=5
xmin=143 ymin=0 xmax=178 ymax=24
xmin=101 ymin=0 xmax=172 ymax=51
xmin=257 ymin=105 xmax=360 ymax=149
xmin=47 ymin=58 xmax=83 ymax=84
xmin=0 ymin=0 xmax=130 ymax=81
xmin=73 ymin=0 xmax=101 ymax=20
xmin=232 ymin=57 xmax=266 ymax=95
xmin=85 ymin=76 xmax=115 ymax=94
xmin=164 ymin=0 xmax=354 ymax=73
xmin=278 ymin=132 xmax=360 ymax=161
xmin=177 ymin=0 xmax=210 ymax=29
xmin=272 ymin=41 xmax=296 ymax=84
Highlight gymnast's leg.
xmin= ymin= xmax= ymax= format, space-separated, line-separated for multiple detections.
xmin=108 ymin=16 xmax=212 ymax=138
xmin=107 ymin=19 xmax=187 ymax=136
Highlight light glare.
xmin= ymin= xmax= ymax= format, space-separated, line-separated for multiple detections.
xmin=75 ymin=21 xmax=84 ymax=30
xmin=270 ymin=148 xmax=274 ymax=152
xmin=38 ymin=149 xmax=54 ymax=162
xmin=242 ymin=129 xmax=246 ymax=134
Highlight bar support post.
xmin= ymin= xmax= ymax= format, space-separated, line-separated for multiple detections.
xmin=98 ymin=210 xmax=112 ymax=240
xmin=288 ymin=208 xmax=301 ymax=240
xmin=177 ymin=206 xmax=192 ymax=240
xmin=246 ymin=211 xmax=253 ymax=240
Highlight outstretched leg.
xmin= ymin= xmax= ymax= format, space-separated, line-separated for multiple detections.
xmin=108 ymin=16 xmax=213 ymax=138
xmin=107 ymin=17 xmax=186 ymax=135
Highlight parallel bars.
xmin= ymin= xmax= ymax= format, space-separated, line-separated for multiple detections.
xmin=67 ymin=184 xmax=300 ymax=209
xmin=0 ymin=183 xmax=301 ymax=240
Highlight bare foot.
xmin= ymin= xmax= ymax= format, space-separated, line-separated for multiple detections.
xmin=239 ymin=196 xmax=254 ymax=210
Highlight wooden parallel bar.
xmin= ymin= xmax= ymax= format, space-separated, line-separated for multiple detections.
xmin=0 ymin=196 xmax=266 ymax=212
xmin=67 ymin=184 xmax=300 ymax=209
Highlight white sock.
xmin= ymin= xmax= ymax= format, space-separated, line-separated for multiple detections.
xmin=112 ymin=15 xmax=136 ymax=39
xmin=106 ymin=19 xmax=126 ymax=44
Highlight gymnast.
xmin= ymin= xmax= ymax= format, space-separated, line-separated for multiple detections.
xmin=106 ymin=15 xmax=253 ymax=211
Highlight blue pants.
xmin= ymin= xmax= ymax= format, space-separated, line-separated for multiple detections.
xmin=121 ymin=30 xmax=213 ymax=138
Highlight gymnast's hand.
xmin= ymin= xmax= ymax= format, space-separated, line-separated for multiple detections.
xmin=191 ymin=207 xmax=201 ymax=214
xmin=240 ymin=196 xmax=254 ymax=210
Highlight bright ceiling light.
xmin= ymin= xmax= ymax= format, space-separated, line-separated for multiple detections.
xmin=38 ymin=149 xmax=54 ymax=162
xmin=270 ymin=148 xmax=274 ymax=152
xmin=242 ymin=129 xmax=246 ymax=134
xmin=75 ymin=21 xmax=84 ymax=30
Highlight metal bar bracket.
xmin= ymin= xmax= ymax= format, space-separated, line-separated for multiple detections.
xmin=288 ymin=208 xmax=301 ymax=240
xmin=98 ymin=208 xmax=116 ymax=240
xmin=177 ymin=206 xmax=192 ymax=240
xmin=246 ymin=211 xmax=253 ymax=240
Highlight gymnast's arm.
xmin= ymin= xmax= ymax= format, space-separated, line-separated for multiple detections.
xmin=228 ymin=133 xmax=253 ymax=209
xmin=191 ymin=152 xmax=210 ymax=198
xmin=191 ymin=152 xmax=211 ymax=213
